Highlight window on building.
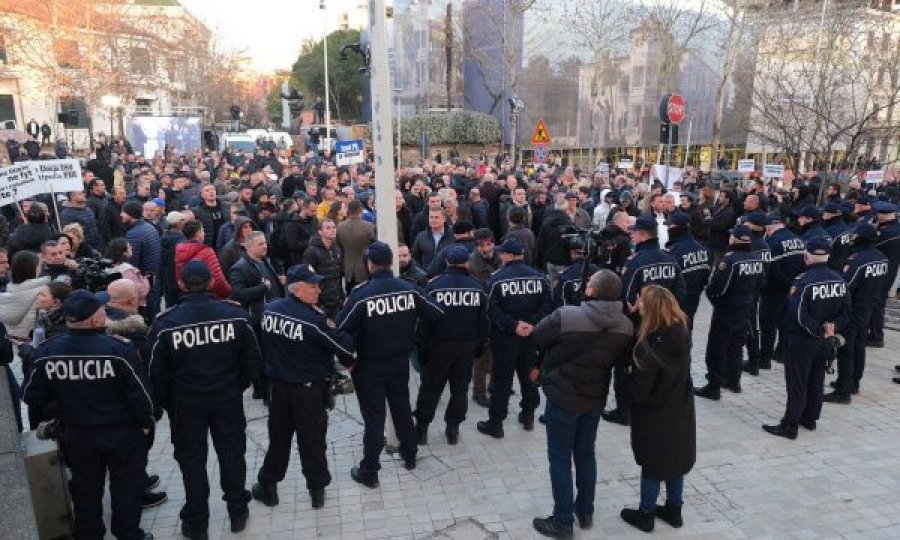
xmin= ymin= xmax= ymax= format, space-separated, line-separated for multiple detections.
xmin=0 ymin=94 xmax=16 ymax=127
xmin=883 ymin=32 xmax=891 ymax=51
xmin=0 ymin=35 xmax=7 ymax=64
xmin=167 ymin=58 xmax=177 ymax=82
xmin=54 ymin=40 xmax=80 ymax=68
xmin=868 ymin=31 xmax=876 ymax=49
xmin=131 ymin=48 xmax=152 ymax=75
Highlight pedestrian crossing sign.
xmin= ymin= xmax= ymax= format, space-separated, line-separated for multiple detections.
xmin=531 ymin=119 xmax=552 ymax=145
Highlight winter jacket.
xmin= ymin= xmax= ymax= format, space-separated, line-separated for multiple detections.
xmin=411 ymin=228 xmax=454 ymax=268
xmin=7 ymin=222 xmax=53 ymax=256
xmin=174 ymin=240 xmax=232 ymax=299
xmin=284 ymin=213 xmax=319 ymax=266
xmin=536 ymin=209 xmax=573 ymax=268
xmin=629 ymin=323 xmax=696 ymax=481
xmin=0 ymin=276 xmax=51 ymax=342
xmin=707 ymin=203 xmax=737 ymax=253
xmin=60 ymin=203 xmax=105 ymax=252
xmin=504 ymin=224 xmax=536 ymax=266
xmin=216 ymin=216 xmax=254 ymax=274
xmin=301 ymin=236 xmax=345 ymax=314
xmin=533 ymin=299 xmax=634 ymax=414
xmin=229 ymin=255 xmax=284 ymax=325
xmin=160 ymin=230 xmax=185 ymax=302
xmin=124 ymin=219 xmax=161 ymax=277
xmin=191 ymin=199 xmax=228 ymax=247
xmin=110 ymin=263 xmax=150 ymax=306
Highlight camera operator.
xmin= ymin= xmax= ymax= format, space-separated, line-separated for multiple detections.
xmin=554 ymin=235 xmax=599 ymax=308
xmin=597 ymin=210 xmax=633 ymax=275
xmin=22 ymin=289 xmax=155 ymax=540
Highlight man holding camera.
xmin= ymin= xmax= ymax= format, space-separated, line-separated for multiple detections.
xmin=23 ymin=289 xmax=155 ymax=540
xmin=252 ymin=264 xmax=355 ymax=510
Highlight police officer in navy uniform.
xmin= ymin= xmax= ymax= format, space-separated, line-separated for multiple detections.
xmin=414 ymin=245 xmax=489 ymax=446
xmin=148 ymin=260 xmax=262 ymax=539
xmin=477 ymin=237 xmax=553 ymax=438
xmin=553 ymin=236 xmax=599 ymax=308
xmin=823 ymin=223 xmax=889 ymax=403
xmin=869 ymin=201 xmax=900 ymax=347
xmin=666 ymin=211 xmax=710 ymax=327
xmin=695 ymin=224 xmax=766 ymax=400
xmin=337 ymin=241 xmax=444 ymax=488
xmin=23 ymin=290 xmax=155 ymax=540
xmin=796 ymin=205 xmax=832 ymax=245
xmin=759 ymin=215 xmax=806 ymax=366
xmin=252 ymin=265 xmax=356 ymax=509
xmin=601 ymin=215 xmax=685 ymax=426
xmin=741 ymin=211 xmax=771 ymax=376
xmin=822 ymin=201 xmax=852 ymax=272
xmin=763 ymin=238 xmax=850 ymax=439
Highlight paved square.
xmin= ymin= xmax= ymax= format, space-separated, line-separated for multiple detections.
xmin=141 ymin=299 xmax=900 ymax=539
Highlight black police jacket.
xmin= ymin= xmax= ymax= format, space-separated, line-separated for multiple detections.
xmin=426 ymin=238 xmax=477 ymax=278
xmin=22 ymin=328 xmax=154 ymax=429
xmin=420 ymin=267 xmax=489 ymax=344
xmin=749 ymin=232 xmax=771 ymax=289
xmin=553 ymin=258 xmax=599 ymax=308
xmin=843 ymin=245 xmax=890 ymax=310
xmin=486 ymin=260 xmax=553 ymax=333
xmin=784 ymin=262 xmax=850 ymax=337
xmin=824 ymin=218 xmax=853 ymax=272
xmin=706 ymin=244 xmax=765 ymax=313
xmin=621 ymin=239 xmax=686 ymax=309
xmin=148 ymin=293 xmax=261 ymax=410
xmin=765 ymin=227 xmax=806 ymax=293
xmin=337 ymin=270 xmax=444 ymax=361
xmin=666 ymin=231 xmax=711 ymax=301
xmin=261 ymin=295 xmax=355 ymax=382
xmin=875 ymin=219 xmax=900 ymax=284
xmin=799 ymin=222 xmax=832 ymax=245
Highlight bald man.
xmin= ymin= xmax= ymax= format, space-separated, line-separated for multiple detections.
xmin=104 ymin=278 xmax=168 ymax=510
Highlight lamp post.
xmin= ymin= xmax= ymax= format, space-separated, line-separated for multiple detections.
xmin=100 ymin=94 xmax=121 ymax=137
xmin=320 ymin=0 xmax=332 ymax=152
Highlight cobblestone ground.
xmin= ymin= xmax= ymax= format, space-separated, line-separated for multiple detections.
xmin=139 ymin=298 xmax=900 ymax=540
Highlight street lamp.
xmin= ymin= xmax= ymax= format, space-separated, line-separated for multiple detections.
xmin=320 ymin=0 xmax=332 ymax=152
xmin=100 ymin=94 xmax=121 ymax=137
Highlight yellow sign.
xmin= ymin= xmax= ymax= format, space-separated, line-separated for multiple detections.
xmin=531 ymin=119 xmax=552 ymax=145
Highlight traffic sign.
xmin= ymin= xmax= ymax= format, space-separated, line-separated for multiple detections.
xmin=334 ymin=139 xmax=365 ymax=166
xmin=660 ymin=94 xmax=686 ymax=125
xmin=738 ymin=159 xmax=755 ymax=173
xmin=763 ymin=164 xmax=784 ymax=179
xmin=531 ymin=119 xmax=552 ymax=145
xmin=533 ymin=143 xmax=550 ymax=164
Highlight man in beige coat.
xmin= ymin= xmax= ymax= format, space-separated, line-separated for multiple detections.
xmin=337 ymin=199 xmax=375 ymax=292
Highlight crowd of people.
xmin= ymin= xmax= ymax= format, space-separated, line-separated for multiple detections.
xmin=0 ymin=136 xmax=899 ymax=540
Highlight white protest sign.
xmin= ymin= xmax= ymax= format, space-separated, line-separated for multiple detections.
xmin=866 ymin=169 xmax=884 ymax=183
xmin=617 ymin=159 xmax=633 ymax=170
xmin=0 ymin=163 xmax=38 ymax=206
xmin=738 ymin=159 xmax=755 ymax=173
xmin=0 ymin=159 xmax=83 ymax=207
xmin=596 ymin=162 xmax=610 ymax=175
xmin=763 ymin=164 xmax=784 ymax=179
xmin=652 ymin=164 xmax=684 ymax=190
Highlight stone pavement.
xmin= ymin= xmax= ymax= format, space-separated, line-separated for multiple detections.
xmin=139 ymin=298 xmax=900 ymax=540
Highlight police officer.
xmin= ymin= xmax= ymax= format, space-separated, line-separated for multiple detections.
xmin=869 ymin=201 xmax=900 ymax=347
xmin=759 ymin=215 xmax=806 ymax=366
xmin=823 ymin=223 xmax=888 ymax=403
xmin=553 ymin=235 xmax=599 ymax=307
xmin=822 ymin=201 xmax=852 ymax=272
xmin=796 ymin=205 xmax=832 ymax=245
xmin=477 ymin=237 xmax=553 ymax=438
xmin=742 ymin=211 xmax=771 ymax=376
xmin=665 ymin=211 xmax=710 ymax=327
xmin=602 ymin=215 xmax=685 ymax=425
xmin=695 ymin=224 xmax=765 ymax=400
xmin=763 ymin=238 xmax=850 ymax=439
xmin=414 ymin=246 xmax=489 ymax=446
xmin=252 ymin=265 xmax=356 ymax=509
xmin=23 ymin=290 xmax=154 ymax=540
xmin=148 ymin=260 xmax=262 ymax=539
xmin=337 ymin=241 xmax=443 ymax=488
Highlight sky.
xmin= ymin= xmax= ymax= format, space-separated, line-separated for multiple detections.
xmin=179 ymin=0 xmax=360 ymax=73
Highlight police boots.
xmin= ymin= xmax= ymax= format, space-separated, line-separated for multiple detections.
xmin=445 ymin=424 xmax=459 ymax=445
xmin=416 ymin=421 xmax=429 ymax=445
xmin=251 ymin=482 xmax=279 ymax=507
xmin=620 ymin=508 xmax=654 ymax=532
xmin=693 ymin=383 xmax=721 ymax=401
xmin=518 ymin=411 xmax=535 ymax=431
xmin=476 ymin=420 xmax=504 ymax=438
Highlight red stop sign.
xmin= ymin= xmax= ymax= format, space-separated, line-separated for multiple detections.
xmin=667 ymin=94 xmax=686 ymax=124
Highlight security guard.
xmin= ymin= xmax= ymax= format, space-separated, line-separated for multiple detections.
xmin=477 ymin=237 xmax=553 ymax=438
xmin=869 ymin=201 xmax=900 ymax=347
xmin=823 ymin=223 xmax=888 ymax=403
xmin=553 ymin=236 xmax=598 ymax=307
xmin=23 ymin=290 xmax=154 ymax=540
xmin=602 ymin=215 xmax=684 ymax=425
xmin=414 ymin=246 xmax=489 ymax=446
xmin=759 ymin=215 xmax=806 ymax=366
xmin=763 ymin=238 xmax=850 ymax=439
xmin=665 ymin=212 xmax=710 ymax=327
xmin=148 ymin=260 xmax=262 ymax=539
xmin=822 ymin=201 xmax=852 ymax=272
xmin=796 ymin=205 xmax=832 ymax=245
xmin=742 ymin=211 xmax=771 ymax=376
xmin=695 ymin=224 xmax=765 ymax=400
xmin=337 ymin=241 xmax=443 ymax=488
xmin=252 ymin=265 xmax=356 ymax=509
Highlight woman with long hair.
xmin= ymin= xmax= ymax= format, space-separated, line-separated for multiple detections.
xmin=105 ymin=238 xmax=150 ymax=307
xmin=621 ymin=284 xmax=696 ymax=533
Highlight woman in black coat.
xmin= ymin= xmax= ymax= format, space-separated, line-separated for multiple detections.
xmin=621 ymin=284 xmax=696 ymax=533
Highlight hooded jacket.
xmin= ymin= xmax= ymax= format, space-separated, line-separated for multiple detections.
xmin=174 ymin=240 xmax=232 ymax=299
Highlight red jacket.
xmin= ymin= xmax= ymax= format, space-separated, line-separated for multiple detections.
xmin=174 ymin=241 xmax=232 ymax=299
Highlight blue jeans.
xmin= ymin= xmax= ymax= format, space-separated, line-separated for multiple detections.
xmin=639 ymin=473 xmax=684 ymax=512
xmin=544 ymin=401 xmax=601 ymax=527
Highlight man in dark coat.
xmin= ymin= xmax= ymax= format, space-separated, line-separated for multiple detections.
xmin=285 ymin=198 xmax=319 ymax=266
xmin=705 ymin=189 xmax=737 ymax=264
xmin=301 ymin=219 xmax=344 ymax=318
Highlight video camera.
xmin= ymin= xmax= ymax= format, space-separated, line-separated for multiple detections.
xmin=74 ymin=258 xmax=122 ymax=292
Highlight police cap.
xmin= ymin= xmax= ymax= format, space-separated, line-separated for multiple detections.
xmin=745 ymin=211 xmax=768 ymax=227
xmin=766 ymin=214 xmax=783 ymax=225
xmin=63 ymin=289 xmax=110 ymax=322
xmin=731 ymin=224 xmax=752 ymax=242
xmin=854 ymin=222 xmax=878 ymax=244
xmin=822 ymin=201 xmax=842 ymax=215
xmin=366 ymin=241 xmax=393 ymax=265
xmin=286 ymin=264 xmax=324 ymax=285
xmin=182 ymin=260 xmax=212 ymax=286
xmin=806 ymin=237 xmax=832 ymax=255
xmin=667 ymin=212 xmax=691 ymax=228
xmin=630 ymin=215 xmax=657 ymax=233
xmin=794 ymin=205 xmax=821 ymax=220
xmin=496 ymin=238 xmax=524 ymax=255
xmin=445 ymin=245 xmax=470 ymax=265
xmin=855 ymin=195 xmax=871 ymax=206
xmin=873 ymin=201 xmax=898 ymax=214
